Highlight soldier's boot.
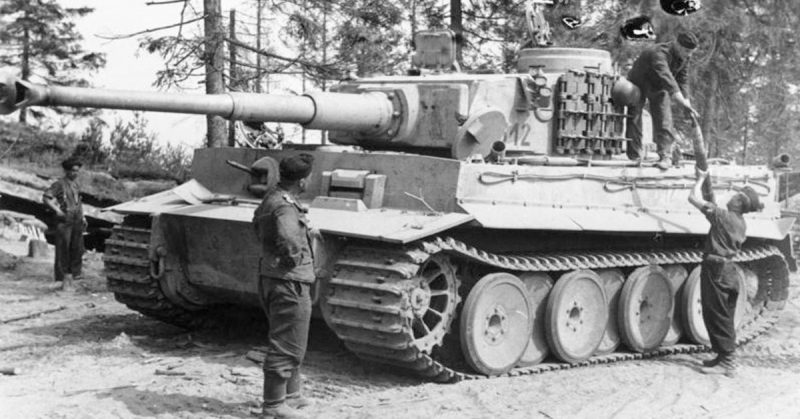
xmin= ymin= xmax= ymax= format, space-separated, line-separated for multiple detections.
xmin=60 ymin=274 xmax=74 ymax=291
xmin=261 ymin=403 xmax=307 ymax=419
xmin=261 ymin=376 xmax=307 ymax=419
xmin=701 ymin=352 xmax=737 ymax=378
xmin=626 ymin=147 xmax=642 ymax=161
xmin=286 ymin=368 xmax=311 ymax=409
xmin=655 ymin=155 xmax=672 ymax=171
xmin=701 ymin=353 xmax=722 ymax=367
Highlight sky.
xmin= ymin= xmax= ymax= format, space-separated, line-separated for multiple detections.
xmin=57 ymin=0 xmax=251 ymax=149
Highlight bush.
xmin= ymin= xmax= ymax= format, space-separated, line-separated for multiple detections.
xmin=0 ymin=114 xmax=192 ymax=183
xmin=0 ymin=120 xmax=77 ymax=167
xmin=106 ymin=113 xmax=191 ymax=182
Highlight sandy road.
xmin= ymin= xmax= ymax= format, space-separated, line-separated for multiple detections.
xmin=1 ymin=238 xmax=799 ymax=419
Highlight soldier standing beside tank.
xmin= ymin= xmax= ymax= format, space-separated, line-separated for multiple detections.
xmin=625 ymin=31 xmax=701 ymax=170
xmin=42 ymin=158 xmax=87 ymax=291
xmin=252 ymin=153 xmax=316 ymax=419
xmin=689 ymin=168 xmax=763 ymax=378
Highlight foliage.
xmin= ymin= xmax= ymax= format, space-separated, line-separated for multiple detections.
xmin=0 ymin=0 xmax=106 ymax=122
xmin=0 ymin=116 xmax=191 ymax=183
xmin=71 ymin=118 xmax=108 ymax=166
xmin=106 ymin=113 xmax=191 ymax=182
xmin=0 ymin=119 xmax=77 ymax=167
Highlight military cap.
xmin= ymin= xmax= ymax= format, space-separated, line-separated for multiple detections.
xmin=279 ymin=153 xmax=314 ymax=181
xmin=677 ymin=31 xmax=699 ymax=50
xmin=739 ymin=186 xmax=763 ymax=213
xmin=61 ymin=157 xmax=83 ymax=171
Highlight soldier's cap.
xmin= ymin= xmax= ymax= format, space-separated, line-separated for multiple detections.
xmin=677 ymin=31 xmax=699 ymax=50
xmin=279 ymin=153 xmax=314 ymax=181
xmin=61 ymin=157 xmax=83 ymax=171
xmin=739 ymin=186 xmax=763 ymax=213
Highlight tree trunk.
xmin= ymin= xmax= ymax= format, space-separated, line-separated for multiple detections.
xmin=700 ymin=68 xmax=717 ymax=157
xmin=255 ymin=0 xmax=263 ymax=93
xmin=228 ymin=9 xmax=238 ymax=147
xmin=19 ymin=24 xmax=30 ymax=123
xmin=450 ymin=0 xmax=463 ymax=67
xmin=204 ymin=0 xmax=227 ymax=147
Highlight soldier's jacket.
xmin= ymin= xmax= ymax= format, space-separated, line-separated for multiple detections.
xmin=627 ymin=42 xmax=690 ymax=97
xmin=252 ymin=186 xmax=315 ymax=283
xmin=43 ymin=177 xmax=83 ymax=221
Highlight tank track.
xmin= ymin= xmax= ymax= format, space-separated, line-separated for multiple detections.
xmin=325 ymin=236 xmax=787 ymax=382
xmin=103 ymin=224 xmax=204 ymax=328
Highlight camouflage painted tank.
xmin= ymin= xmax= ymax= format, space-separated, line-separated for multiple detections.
xmin=0 ymin=30 xmax=794 ymax=381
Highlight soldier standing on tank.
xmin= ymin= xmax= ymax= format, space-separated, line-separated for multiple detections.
xmin=252 ymin=153 xmax=316 ymax=419
xmin=688 ymin=168 xmax=763 ymax=378
xmin=625 ymin=31 xmax=701 ymax=170
xmin=43 ymin=158 xmax=87 ymax=291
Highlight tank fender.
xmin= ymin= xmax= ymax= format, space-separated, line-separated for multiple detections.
xmin=308 ymin=205 xmax=474 ymax=244
xmin=774 ymin=233 xmax=798 ymax=272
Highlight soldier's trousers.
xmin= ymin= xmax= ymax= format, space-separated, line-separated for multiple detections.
xmin=258 ymin=276 xmax=312 ymax=379
xmin=625 ymin=88 xmax=678 ymax=160
xmin=700 ymin=257 xmax=740 ymax=354
xmin=53 ymin=220 xmax=84 ymax=282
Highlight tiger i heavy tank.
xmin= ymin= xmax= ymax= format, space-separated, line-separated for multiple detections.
xmin=0 ymin=29 xmax=794 ymax=381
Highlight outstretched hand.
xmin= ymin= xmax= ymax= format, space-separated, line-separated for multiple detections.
xmin=685 ymin=106 xmax=700 ymax=121
xmin=695 ymin=167 xmax=708 ymax=179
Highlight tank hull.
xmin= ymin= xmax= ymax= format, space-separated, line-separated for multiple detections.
xmin=103 ymin=149 xmax=794 ymax=380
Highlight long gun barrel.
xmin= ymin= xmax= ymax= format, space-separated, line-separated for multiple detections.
xmin=0 ymin=72 xmax=397 ymax=135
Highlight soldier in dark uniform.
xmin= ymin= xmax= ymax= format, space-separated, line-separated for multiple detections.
xmin=689 ymin=168 xmax=763 ymax=378
xmin=43 ymin=158 xmax=87 ymax=291
xmin=252 ymin=153 xmax=316 ymax=419
xmin=626 ymin=31 xmax=701 ymax=170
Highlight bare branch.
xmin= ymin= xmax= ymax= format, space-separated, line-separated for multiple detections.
xmin=145 ymin=0 xmax=186 ymax=5
xmin=96 ymin=15 xmax=206 ymax=40
xmin=224 ymin=36 xmax=340 ymax=73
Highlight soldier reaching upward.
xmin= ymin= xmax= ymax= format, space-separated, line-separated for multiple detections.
xmin=252 ymin=153 xmax=316 ymax=419
xmin=688 ymin=168 xmax=763 ymax=378
xmin=43 ymin=158 xmax=87 ymax=291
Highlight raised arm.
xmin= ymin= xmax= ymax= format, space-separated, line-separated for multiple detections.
xmin=688 ymin=168 xmax=711 ymax=211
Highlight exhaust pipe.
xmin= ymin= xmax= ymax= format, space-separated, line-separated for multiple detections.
xmin=487 ymin=141 xmax=507 ymax=163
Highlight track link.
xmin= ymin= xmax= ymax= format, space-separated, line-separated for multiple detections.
xmin=323 ymin=236 xmax=788 ymax=382
xmin=103 ymin=224 xmax=203 ymax=328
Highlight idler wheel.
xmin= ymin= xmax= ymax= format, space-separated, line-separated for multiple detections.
xmin=410 ymin=254 xmax=461 ymax=352
xmin=517 ymin=272 xmax=554 ymax=367
xmin=618 ymin=265 xmax=672 ymax=352
xmin=661 ymin=264 xmax=688 ymax=346
xmin=595 ymin=269 xmax=624 ymax=355
xmin=545 ymin=270 xmax=608 ymax=364
xmin=681 ymin=266 xmax=710 ymax=345
xmin=460 ymin=273 xmax=531 ymax=375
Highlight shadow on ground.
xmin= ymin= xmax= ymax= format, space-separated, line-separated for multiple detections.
xmin=97 ymin=387 xmax=254 ymax=418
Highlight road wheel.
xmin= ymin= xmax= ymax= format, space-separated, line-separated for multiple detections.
xmin=460 ymin=272 xmax=531 ymax=375
xmin=545 ymin=270 xmax=607 ymax=363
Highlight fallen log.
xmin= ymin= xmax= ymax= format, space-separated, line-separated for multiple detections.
xmin=0 ymin=366 xmax=21 ymax=375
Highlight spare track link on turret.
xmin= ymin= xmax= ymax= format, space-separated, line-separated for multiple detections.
xmin=325 ymin=236 xmax=788 ymax=382
xmin=103 ymin=224 xmax=202 ymax=328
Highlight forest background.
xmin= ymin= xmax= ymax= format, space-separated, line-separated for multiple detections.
xmin=0 ymin=0 xmax=798 ymax=181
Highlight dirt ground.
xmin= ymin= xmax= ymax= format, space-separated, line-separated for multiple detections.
xmin=2 ymin=236 xmax=800 ymax=419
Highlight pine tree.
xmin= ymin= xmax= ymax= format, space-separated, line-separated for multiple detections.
xmin=0 ymin=0 xmax=105 ymax=123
